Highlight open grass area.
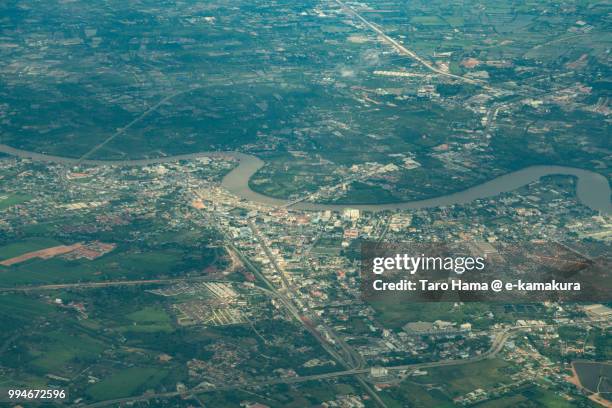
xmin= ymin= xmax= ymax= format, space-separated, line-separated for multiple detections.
xmin=29 ymin=330 xmax=105 ymax=374
xmin=198 ymin=381 xmax=358 ymax=408
xmin=474 ymin=394 xmax=527 ymax=407
xmin=410 ymin=15 xmax=447 ymax=25
xmin=528 ymin=387 xmax=576 ymax=408
xmin=0 ymin=293 xmax=61 ymax=356
xmin=413 ymin=359 xmax=512 ymax=397
xmin=329 ymin=181 xmax=397 ymax=204
xmin=122 ymin=306 xmax=174 ymax=333
xmin=312 ymin=237 xmax=343 ymax=256
xmin=0 ymin=257 xmax=93 ymax=286
xmin=0 ymin=247 xmax=186 ymax=286
xmin=444 ymin=16 xmax=464 ymax=27
xmin=0 ymin=293 xmax=57 ymax=319
xmin=474 ymin=385 xmax=577 ymax=408
xmin=0 ymin=193 xmax=32 ymax=210
xmin=0 ymin=238 xmax=62 ymax=261
xmin=385 ymin=360 xmax=530 ymax=406
xmin=103 ymin=251 xmax=183 ymax=275
xmin=383 ymin=381 xmax=453 ymax=408
xmin=369 ymin=300 xmax=491 ymax=330
xmin=86 ymin=367 xmax=168 ymax=401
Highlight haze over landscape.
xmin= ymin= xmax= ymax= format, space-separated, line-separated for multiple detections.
xmin=0 ymin=0 xmax=610 ymax=406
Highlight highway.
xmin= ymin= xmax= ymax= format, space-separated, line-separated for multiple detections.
xmin=0 ymin=277 xmax=212 ymax=293
xmin=244 ymin=218 xmax=384 ymax=406
xmin=81 ymin=323 xmax=537 ymax=407
xmin=333 ymin=0 xmax=493 ymax=90
xmin=76 ymin=86 xmax=202 ymax=163
xmin=247 ymin=220 xmax=367 ymax=372
xmin=248 ymin=220 xmax=289 ymax=290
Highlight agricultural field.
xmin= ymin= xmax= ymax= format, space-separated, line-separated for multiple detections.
xmin=0 ymin=245 xmax=191 ymax=286
xmin=0 ymin=238 xmax=63 ymax=261
xmin=197 ymin=381 xmax=361 ymax=408
xmin=0 ymin=0 xmax=609 ymax=406
xmin=0 ymin=0 xmax=608 ymax=203
xmin=0 ymin=193 xmax=32 ymax=210
xmin=0 ymin=285 xmax=339 ymax=403
xmin=473 ymin=386 xmax=582 ymax=408
xmin=377 ymin=359 xmax=522 ymax=407
xmin=411 ymin=359 xmax=514 ymax=396
xmin=369 ymin=300 xmax=493 ymax=330
xmin=86 ymin=367 xmax=169 ymax=401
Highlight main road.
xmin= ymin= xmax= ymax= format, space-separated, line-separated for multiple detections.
xmin=80 ymin=323 xmax=541 ymax=407
xmin=332 ymin=0 xmax=494 ymax=90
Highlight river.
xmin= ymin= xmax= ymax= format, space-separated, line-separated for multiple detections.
xmin=1 ymin=144 xmax=610 ymax=214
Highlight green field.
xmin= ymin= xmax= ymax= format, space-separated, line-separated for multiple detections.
xmin=410 ymin=15 xmax=447 ymax=25
xmin=198 ymin=381 xmax=359 ymax=408
xmin=0 ymin=293 xmax=57 ymax=319
xmin=104 ymin=251 xmax=183 ymax=275
xmin=0 ymin=293 xmax=60 ymax=347
xmin=383 ymin=381 xmax=453 ymax=408
xmin=474 ymin=385 xmax=578 ymax=408
xmin=86 ymin=367 xmax=168 ymax=401
xmin=369 ymin=358 xmax=520 ymax=407
xmin=0 ymin=193 xmax=32 ymax=210
xmin=122 ymin=306 xmax=174 ymax=333
xmin=413 ymin=359 xmax=513 ymax=396
xmin=0 ymin=247 xmax=186 ymax=286
xmin=369 ymin=300 xmax=491 ymax=330
xmin=30 ymin=331 xmax=105 ymax=374
xmin=0 ymin=237 xmax=63 ymax=261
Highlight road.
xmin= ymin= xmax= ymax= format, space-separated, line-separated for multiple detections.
xmin=76 ymin=86 xmax=201 ymax=163
xmin=211 ymin=213 xmax=386 ymax=407
xmin=333 ymin=0 xmax=493 ymax=90
xmin=248 ymin=220 xmax=366 ymax=370
xmin=281 ymin=167 xmax=383 ymax=209
xmin=81 ymin=323 xmax=538 ymax=407
xmin=0 ymin=277 xmax=214 ymax=293
xmin=248 ymin=220 xmax=290 ymax=290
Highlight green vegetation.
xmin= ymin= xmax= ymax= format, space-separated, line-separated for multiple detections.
xmin=30 ymin=331 xmax=105 ymax=374
xmin=589 ymin=328 xmax=612 ymax=360
xmin=86 ymin=367 xmax=168 ymax=401
xmin=0 ymin=237 xmax=62 ymax=261
xmin=383 ymin=381 xmax=453 ymax=408
xmin=0 ymin=293 xmax=57 ymax=320
xmin=369 ymin=300 xmax=492 ymax=329
xmin=0 ymin=243 xmax=214 ymax=286
xmin=558 ymin=325 xmax=588 ymax=342
xmin=474 ymin=385 xmax=579 ymax=408
xmin=198 ymin=381 xmax=359 ymax=408
xmin=383 ymin=359 xmax=518 ymax=407
xmin=331 ymin=182 xmax=397 ymax=204
xmin=412 ymin=359 xmax=513 ymax=396
xmin=123 ymin=306 xmax=174 ymax=333
xmin=0 ymin=193 xmax=32 ymax=210
xmin=0 ymin=0 xmax=609 ymax=406
xmin=410 ymin=16 xmax=447 ymax=26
